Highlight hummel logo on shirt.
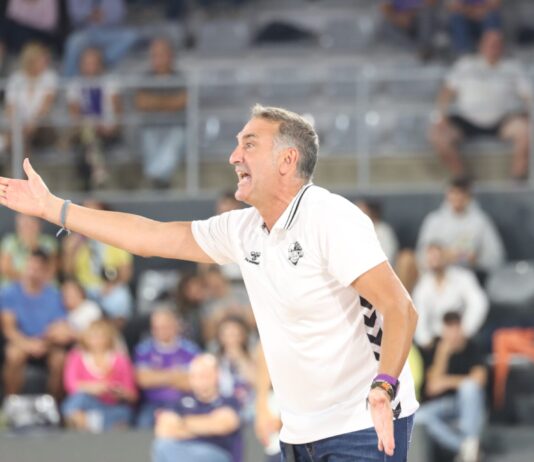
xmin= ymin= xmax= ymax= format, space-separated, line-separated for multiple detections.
xmin=245 ymin=250 xmax=261 ymax=265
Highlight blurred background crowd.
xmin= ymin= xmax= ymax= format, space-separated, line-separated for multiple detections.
xmin=1 ymin=1 xmax=534 ymax=462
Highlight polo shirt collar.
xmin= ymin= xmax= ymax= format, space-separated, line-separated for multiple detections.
xmin=262 ymin=182 xmax=314 ymax=233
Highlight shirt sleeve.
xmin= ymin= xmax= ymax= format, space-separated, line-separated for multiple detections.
xmin=319 ymin=197 xmax=387 ymax=287
xmin=191 ymin=212 xmax=238 ymax=265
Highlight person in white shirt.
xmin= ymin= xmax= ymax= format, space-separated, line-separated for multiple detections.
xmin=416 ymin=176 xmax=505 ymax=278
xmin=413 ymin=242 xmax=489 ymax=348
xmin=4 ymin=42 xmax=57 ymax=153
xmin=0 ymin=105 xmax=419 ymax=461
xmin=429 ymin=29 xmax=531 ymax=180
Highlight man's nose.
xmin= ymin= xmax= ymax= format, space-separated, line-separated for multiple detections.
xmin=229 ymin=146 xmax=242 ymax=165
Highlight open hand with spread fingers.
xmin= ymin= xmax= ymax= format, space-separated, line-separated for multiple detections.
xmin=0 ymin=158 xmax=54 ymax=218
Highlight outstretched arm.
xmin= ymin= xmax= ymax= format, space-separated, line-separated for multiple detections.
xmin=0 ymin=159 xmax=214 ymax=262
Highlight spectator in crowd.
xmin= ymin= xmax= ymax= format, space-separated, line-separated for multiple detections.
xmin=416 ymin=176 xmax=505 ymax=279
xmin=380 ymin=0 xmax=438 ymax=60
xmin=201 ymin=266 xmax=252 ymax=345
xmin=176 ymin=272 xmax=207 ymax=347
xmin=134 ymin=306 xmax=200 ymax=429
xmin=416 ymin=312 xmax=487 ymax=462
xmin=67 ymin=46 xmax=121 ymax=190
xmin=152 ymin=354 xmax=242 ymax=462
xmin=0 ymin=213 xmax=58 ymax=285
xmin=134 ymin=37 xmax=187 ymax=189
xmin=0 ymin=250 xmax=68 ymax=400
xmin=254 ymin=344 xmax=282 ymax=462
xmin=448 ymin=0 xmax=502 ymax=55
xmin=63 ymin=0 xmax=138 ymax=77
xmin=62 ymin=319 xmax=137 ymax=432
xmin=356 ymin=198 xmax=399 ymax=263
xmin=0 ymin=0 xmax=65 ymax=55
xmin=3 ymin=42 xmax=58 ymax=154
xmin=215 ymin=315 xmax=256 ymax=421
xmin=492 ymin=327 xmax=534 ymax=409
xmin=413 ymin=242 xmax=489 ymax=348
xmin=62 ymin=199 xmax=134 ymax=327
xmin=62 ymin=278 xmax=102 ymax=334
xmin=429 ymin=30 xmax=531 ymax=180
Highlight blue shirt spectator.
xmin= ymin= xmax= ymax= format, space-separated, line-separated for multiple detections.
xmin=0 ymin=250 xmax=69 ymax=400
xmin=152 ymin=354 xmax=242 ymax=462
xmin=1 ymin=281 xmax=65 ymax=337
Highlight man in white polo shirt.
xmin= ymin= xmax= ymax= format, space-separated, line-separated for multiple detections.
xmin=0 ymin=105 xmax=419 ymax=461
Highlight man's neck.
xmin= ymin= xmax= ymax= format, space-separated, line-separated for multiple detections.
xmin=258 ymin=181 xmax=306 ymax=231
xmin=22 ymin=280 xmax=44 ymax=295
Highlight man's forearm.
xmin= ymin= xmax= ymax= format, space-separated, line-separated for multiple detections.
xmin=42 ymin=195 xmax=210 ymax=261
xmin=378 ymin=300 xmax=418 ymax=378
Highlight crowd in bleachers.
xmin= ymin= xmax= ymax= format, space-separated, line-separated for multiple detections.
xmin=0 ymin=0 xmax=533 ymax=190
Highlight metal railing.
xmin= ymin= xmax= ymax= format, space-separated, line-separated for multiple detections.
xmin=1 ymin=68 xmax=533 ymax=193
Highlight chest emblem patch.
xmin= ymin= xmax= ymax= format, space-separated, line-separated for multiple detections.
xmin=288 ymin=241 xmax=304 ymax=266
xmin=245 ymin=250 xmax=261 ymax=265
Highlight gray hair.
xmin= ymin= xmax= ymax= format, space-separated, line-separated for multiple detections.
xmin=251 ymin=104 xmax=319 ymax=180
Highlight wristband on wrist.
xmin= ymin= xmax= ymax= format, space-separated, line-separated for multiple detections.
xmin=371 ymin=374 xmax=400 ymax=400
xmin=370 ymin=381 xmax=395 ymax=401
xmin=55 ymin=200 xmax=72 ymax=238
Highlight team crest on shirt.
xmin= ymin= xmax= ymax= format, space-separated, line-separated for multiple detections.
xmin=288 ymin=241 xmax=304 ymax=266
xmin=245 ymin=250 xmax=261 ymax=265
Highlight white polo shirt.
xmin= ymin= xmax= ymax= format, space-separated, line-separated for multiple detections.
xmin=192 ymin=184 xmax=418 ymax=444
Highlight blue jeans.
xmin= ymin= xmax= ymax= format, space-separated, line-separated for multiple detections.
xmin=449 ymin=11 xmax=501 ymax=54
xmin=61 ymin=392 xmax=133 ymax=431
xmin=152 ymin=439 xmax=232 ymax=462
xmin=62 ymin=26 xmax=139 ymax=76
xmin=141 ymin=126 xmax=185 ymax=182
xmin=414 ymin=379 xmax=485 ymax=453
xmin=281 ymin=415 xmax=414 ymax=462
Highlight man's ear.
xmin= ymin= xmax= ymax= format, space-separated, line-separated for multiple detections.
xmin=279 ymin=147 xmax=299 ymax=176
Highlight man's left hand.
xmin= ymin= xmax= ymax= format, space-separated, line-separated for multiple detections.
xmin=368 ymin=387 xmax=395 ymax=456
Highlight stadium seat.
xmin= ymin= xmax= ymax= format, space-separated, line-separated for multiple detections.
xmin=196 ymin=20 xmax=250 ymax=54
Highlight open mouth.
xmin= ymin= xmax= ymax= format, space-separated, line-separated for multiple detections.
xmin=237 ymin=171 xmax=251 ymax=184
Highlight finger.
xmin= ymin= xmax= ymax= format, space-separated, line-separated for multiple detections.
xmin=382 ymin=420 xmax=395 ymax=456
xmin=23 ymin=157 xmax=36 ymax=178
xmin=378 ymin=439 xmax=384 ymax=452
xmin=0 ymin=176 xmax=9 ymax=186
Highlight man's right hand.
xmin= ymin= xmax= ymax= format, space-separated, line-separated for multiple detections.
xmin=255 ymin=407 xmax=282 ymax=446
xmin=0 ymin=158 xmax=54 ymax=219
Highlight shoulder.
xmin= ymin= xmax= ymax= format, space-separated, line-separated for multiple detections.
xmin=134 ymin=338 xmax=154 ymax=356
xmin=302 ymin=186 xmax=368 ymax=224
xmin=2 ymin=282 xmax=21 ymax=298
xmin=7 ymin=71 xmax=24 ymax=86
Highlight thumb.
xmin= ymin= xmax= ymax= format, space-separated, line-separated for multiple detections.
xmin=23 ymin=158 xmax=37 ymax=179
